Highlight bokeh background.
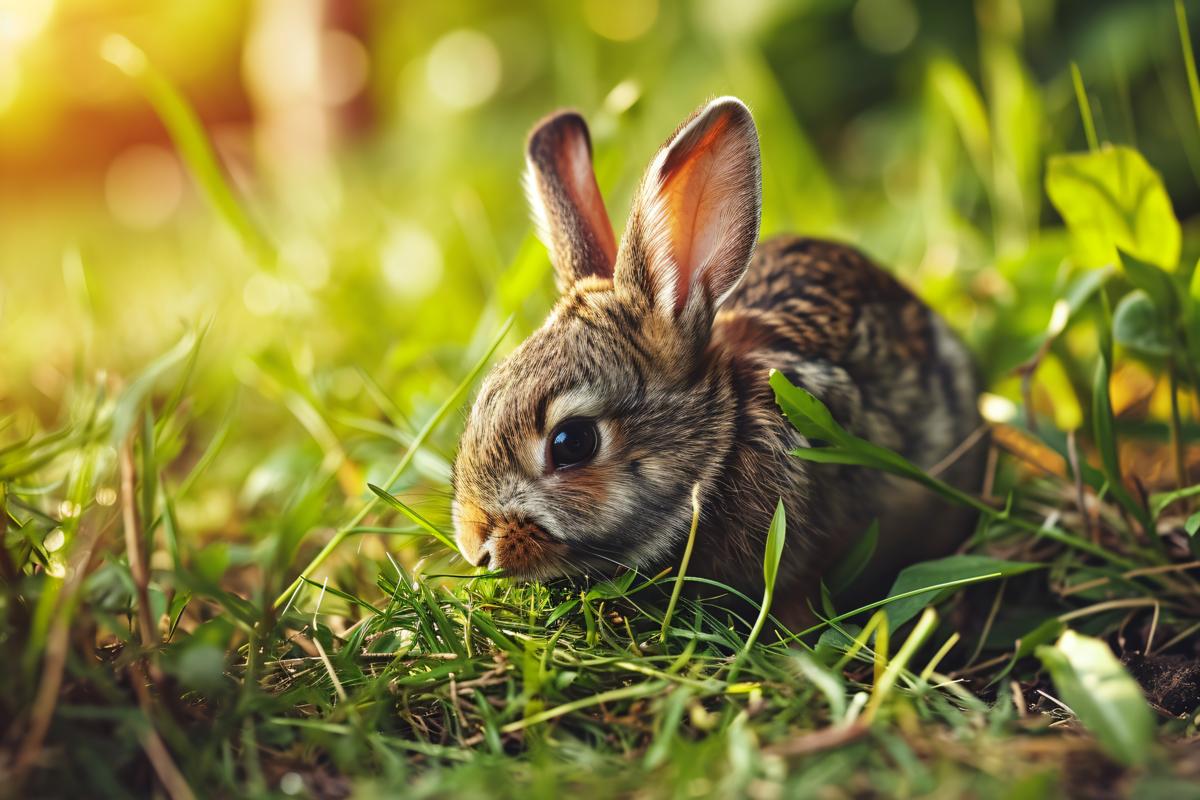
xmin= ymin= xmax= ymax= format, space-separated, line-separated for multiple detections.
xmin=1 ymin=0 xmax=1195 ymax=535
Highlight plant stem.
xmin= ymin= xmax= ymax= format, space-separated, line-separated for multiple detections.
xmin=1169 ymin=357 xmax=1188 ymax=490
xmin=1071 ymin=63 xmax=1100 ymax=151
xmin=729 ymin=584 xmax=773 ymax=684
xmin=660 ymin=484 xmax=702 ymax=642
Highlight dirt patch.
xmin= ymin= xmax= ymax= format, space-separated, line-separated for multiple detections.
xmin=1123 ymin=654 xmax=1200 ymax=717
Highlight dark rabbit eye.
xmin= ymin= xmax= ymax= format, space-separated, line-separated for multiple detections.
xmin=549 ymin=418 xmax=599 ymax=469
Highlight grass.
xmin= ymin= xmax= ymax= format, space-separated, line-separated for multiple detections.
xmin=2 ymin=368 xmax=1199 ymax=798
xmin=4 ymin=2 xmax=1200 ymax=798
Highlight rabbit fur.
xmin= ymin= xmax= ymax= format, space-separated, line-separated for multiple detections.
xmin=451 ymin=97 xmax=986 ymax=626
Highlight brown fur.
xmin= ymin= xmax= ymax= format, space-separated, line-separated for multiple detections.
xmin=452 ymin=98 xmax=985 ymax=625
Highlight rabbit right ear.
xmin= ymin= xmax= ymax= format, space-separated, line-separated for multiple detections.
xmin=614 ymin=97 xmax=761 ymax=331
xmin=524 ymin=111 xmax=617 ymax=291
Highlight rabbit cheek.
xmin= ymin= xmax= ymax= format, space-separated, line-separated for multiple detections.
xmin=493 ymin=518 xmax=568 ymax=578
xmin=453 ymin=500 xmax=492 ymax=567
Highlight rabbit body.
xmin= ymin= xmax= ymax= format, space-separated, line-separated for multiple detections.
xmin=452 ymin=98 xmax=985 ymax=625
xmin=701 ymin=236 xmax=984 ymax=622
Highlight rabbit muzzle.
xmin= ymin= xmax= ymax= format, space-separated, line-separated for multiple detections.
xmin=454 ymin=501 xmax=568 ymax=578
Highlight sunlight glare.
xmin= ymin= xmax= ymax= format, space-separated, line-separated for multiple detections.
xmin=979 ymin=393 xmax=1018 ymax=424
xmin=0 ymin=0 xmax=56 ymax=46
xmin=426 ymin=29 xmax=501 ymax=110
xmin=104 ymin=144 xmax=185 ymax=230
xmin=381 ymin=223 xmax=444 ymax=300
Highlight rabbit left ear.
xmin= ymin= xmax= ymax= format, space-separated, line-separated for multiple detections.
xmin=524 ymin=111 xmax=617 ymax=292
xmin=617 ymin=97 xmax=762 ymax=322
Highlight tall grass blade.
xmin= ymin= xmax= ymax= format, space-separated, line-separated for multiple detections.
xmin=1177 ymin=0 xmax=1200 ymax=142
xmin=273 ymin=317 xmax=513 ymax=608
xmin=659 ymin=483 xmax=701 ymax=642
xmin=728 ymin=499 xmax=786 ymax=682
xmin=1070 ymin=63 xmax=1100 ymax=152
xmin=101 ymin=35 xmax=274 ymax=265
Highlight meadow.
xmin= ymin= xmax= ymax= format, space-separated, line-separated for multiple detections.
xmin=2 ymin=1 xmax=1200 ymax=797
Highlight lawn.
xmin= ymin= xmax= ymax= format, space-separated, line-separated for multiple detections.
xmin=2 ymin=1 xmax=1200 ymax=798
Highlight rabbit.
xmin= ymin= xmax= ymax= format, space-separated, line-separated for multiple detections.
xmin=451 ymin=97 xmax=986 ymax=629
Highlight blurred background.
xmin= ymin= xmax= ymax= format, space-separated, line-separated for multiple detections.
xmin=1 ymin=0 xmax=1196 ymax=531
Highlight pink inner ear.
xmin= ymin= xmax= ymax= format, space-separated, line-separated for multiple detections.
xmin=558 ymin=128 xmax=617 ymax=272
xmin=658 ymin=114 xmax=736 ymax=313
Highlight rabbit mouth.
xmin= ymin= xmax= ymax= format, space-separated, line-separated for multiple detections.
xmin=488 ymin=517 xmax=571 ymax=579
xmin=455 ymin=501 xmax=639 ymax=580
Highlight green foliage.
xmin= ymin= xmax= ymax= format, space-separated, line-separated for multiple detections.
xmin=101 ymin=35 xmax=273 ymax=265
xmin=1037 ymin=630 xmax=1156 ymax=767
xmin=1114 ymin=291 xmax=1172 ymax=357
xmin=730 ymin=498 xmax=786 ymax=681
xmin=1045 ymin=146 xmax=1181 ymax=270
xmin=4 ymin=2 xmax=1200 ymax=797
xmin=824 ymin=519 xmax=878 ymax=596
xmin=882 ymin=555 xmax=1042 ymax=630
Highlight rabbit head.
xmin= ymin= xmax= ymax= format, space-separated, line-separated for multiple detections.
xmin=452 ymin=97 xmax=762 ymax=579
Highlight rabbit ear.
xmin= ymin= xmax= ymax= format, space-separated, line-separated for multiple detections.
xmin=618 ymin=97 xmax=761 ymax=322
xmin=524 ymin=111 xmax=617 ymax=291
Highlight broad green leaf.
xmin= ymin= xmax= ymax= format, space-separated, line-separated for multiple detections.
xmin=1113 ymin=291 xmax=1171 ymax=357
xmin=1036 ymin=630 xmax=1154 ymax=766
xmin=883 ymin=555 xmax=1042 ymax=629
xmin=1121 ymin=253 xmax=1178 ymax=315
xmin=815 ymin=624 xmax=861 ymax=663
xmin=769 ymin=369 xmax=843 ymax=443
xmin=1187 ymin=511 xmax=1200 ymax=537
xmin=773 ymin=372 xmax=986 ymax=513
xmin=786 ymin=446 xmax=883 ymax=469
xmin=826 ymin=519 xmax=879 ymax=594
xmin=587 ymin=569 xmax=636 ymax=600
xmin=763 ymin=499 xmax=787 ymax=592
xmin=1046 ymin=146 xmax=1180 ymax=270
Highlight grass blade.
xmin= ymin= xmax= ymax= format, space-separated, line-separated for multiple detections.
xmin=1070 ymin=63 xmax=1099 ymax=152
xmin=660 ymin=484 xmax=701 ymax=642
xmin=367 ymin=484 xmax=456 ymax=551
xmin=728 ymin=499 xmax=786 ymax=682
xmin=273 ymin=317 xmax=512 ymax=608
xmin=101 ymin=35 xmax=274 ymax=265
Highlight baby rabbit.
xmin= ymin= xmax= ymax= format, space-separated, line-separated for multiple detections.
xmin=452 ymin=97 xmax=984 ymax=627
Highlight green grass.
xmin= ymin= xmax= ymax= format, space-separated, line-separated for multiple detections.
xmin=2 ymin=362 xmax=1199 ymax=798
xmin=4 ymin=3 xmax=1200 ymax=798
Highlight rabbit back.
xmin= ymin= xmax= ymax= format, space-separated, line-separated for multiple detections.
xmin=709 ymin=236 xmax=986 ymax=606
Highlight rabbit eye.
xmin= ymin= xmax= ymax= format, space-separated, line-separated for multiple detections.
xmin=548 ymin=418 xmax=599 ymax=469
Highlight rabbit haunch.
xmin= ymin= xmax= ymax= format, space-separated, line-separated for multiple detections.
xmin=451 ymin=97 xmax=984 ymax=623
